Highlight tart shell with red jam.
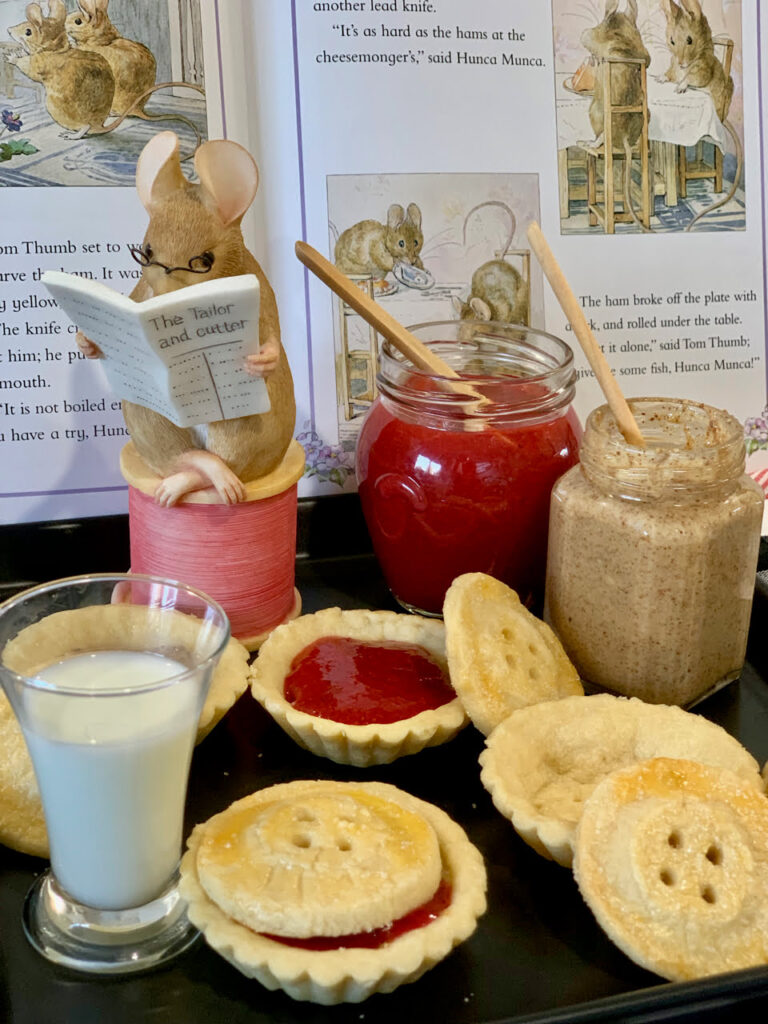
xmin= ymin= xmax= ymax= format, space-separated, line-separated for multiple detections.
xmin=179 ymin=780 xmax=487 ymax=1004
xmin=250 ymin=608 xmax=468 ymax=766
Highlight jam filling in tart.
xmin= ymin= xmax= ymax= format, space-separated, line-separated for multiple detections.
xmin=283 ymin=636 xmax=455 ymax=725
xmin=263 ymin=880 xmax=453 ymax=950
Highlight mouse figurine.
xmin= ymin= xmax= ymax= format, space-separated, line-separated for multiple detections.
xmin=7 ymin=1 xmax=204 ymax=142
xmin=76 ymin=130 xmax=296 ymax=507
xmin=334 ymin=203 xmax=423 ymax=291
xmin=452 ymin=202 xmax=529 ymax=325
xmin=659 ymin=0 xmax=742 ymax=231
xmin=580 ymin=0 xmax=651 ymax=232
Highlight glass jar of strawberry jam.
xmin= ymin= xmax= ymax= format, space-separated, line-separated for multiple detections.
xmin=355 ymin=321 xmax=580 ymax=616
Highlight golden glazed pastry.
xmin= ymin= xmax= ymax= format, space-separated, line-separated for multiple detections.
xmin=0 ymin=692 xmax=47 ymax=858
xmin=443 ymin=573 xmax=583 ymax=736
xmin=250 ymin=607 xmax=467 ymax=766
xmin=0 ymin=606 xmax=250 ymax=857
xmin=479 ymin=694 xmax=764 ymax=867
xmin=574 ymin=758 xmax=768 ymax=981
xmin=180 ymin=780 xmax=487 ymax=1004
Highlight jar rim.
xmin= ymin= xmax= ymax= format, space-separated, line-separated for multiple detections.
xmin=377 ymin=321 xmax=577 ymax=425
xmin=581 ymin=397 xmax=747 ymax=497
xmin=381 ymin=320 xmax=575 ymax=385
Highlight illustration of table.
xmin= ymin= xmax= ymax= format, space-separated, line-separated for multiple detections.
xmin=555 ymin=72 xmax=728 ymax=218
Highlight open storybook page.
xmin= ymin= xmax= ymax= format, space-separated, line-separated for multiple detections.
xmin=242 ymin=0 xmax=768 ymax=505
xmin=0 ymin=0 xmax=767 ymax=525
xmin=0 ymin=0 xmax=250 ymax=523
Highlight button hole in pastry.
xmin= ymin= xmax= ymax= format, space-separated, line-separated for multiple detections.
xmin=506 ymin=654 xmax=516 ymax=668
xmin=701 ymin=885 xmax=716 ymax=904
xmin=705 ymin=844 xmax=722 ymax=865
xmin=337 ymin=838 xmax=352 ymax=851
xmin=667 ymin=831 xmax=682 ymax=849
xmin=659 ymin=869 xmax=675 ymax=887
xmin=295 ymin=809 xmax=316 ymax=823
xmin=502 ymin=629 xmax=514 ymax=642
xmin=528 ymin=644 xmax=537 ymax=655
xmin=292 ymin=833 xmax=312 ymax=848
xmin=529 ymin=666 xmax=540 ymax=680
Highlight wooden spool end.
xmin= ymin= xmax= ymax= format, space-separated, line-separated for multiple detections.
xmin=120 ymin=441 xmax=306 ymax=651
xmin=120 ymin=439 xmax=306 ymax=503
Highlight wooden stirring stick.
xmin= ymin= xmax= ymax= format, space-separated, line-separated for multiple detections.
xmin=294 ymin=241 xmax=486 ymax=403
xmin=526 ymin=222 xmax=646 ymax=447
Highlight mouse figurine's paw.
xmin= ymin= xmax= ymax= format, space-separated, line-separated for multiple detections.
xmin=674 ymin=81 xmax=688 ymax=94
xmin=60 ymin=127 xmax=89 ymax=140
xmin=244 ymin=338 xmax=280 ymax=379
xmin=75 ymin=331 xmax=104 ymax=359
xmin=156 ymin=451 xmax=247 ymax=506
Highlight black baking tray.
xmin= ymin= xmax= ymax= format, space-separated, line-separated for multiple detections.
xmin=1 ymin=500 xmax=768 ymax=1024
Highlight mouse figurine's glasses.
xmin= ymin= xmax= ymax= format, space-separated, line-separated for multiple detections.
xmin=129 ymin=244 xmax=215 ymax=275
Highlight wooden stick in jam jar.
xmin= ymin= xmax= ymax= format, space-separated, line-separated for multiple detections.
xmin=294 ymin=241 xmax=487 ymax=406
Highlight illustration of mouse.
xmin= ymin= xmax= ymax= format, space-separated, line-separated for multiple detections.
xmin=65 ymin=0 xmax=155 ymax=115
xmin=334 ymin=203 xmax=423 ymax=290
xmin=452 ymin=202 xmax=529 ymax=325
xmin=7 ymin=2 xmax=204 ymax=143
xmin=64 ymin=0 xmax=202 ymax=142
xmin=659 ymin=0 xmax=742 ymax=231
xmin=76 ymin=131 xmax=296 ymax=507
xmin=580 ymin=0 xmax=651 ymax=232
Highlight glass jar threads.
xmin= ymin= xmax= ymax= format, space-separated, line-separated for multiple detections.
xmin=545 ymin=398 xmax=764 ymax=706
xmin=355 ymin=321 xmax=580 ymax=617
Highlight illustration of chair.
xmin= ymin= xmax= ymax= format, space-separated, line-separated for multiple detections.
xmin=336 ymin=275 xmax=380 ymax=421
xmin=575 ymin=56 xmax=651 ymax=234
xmin=677 ymin=36 xmax=734 ymax=198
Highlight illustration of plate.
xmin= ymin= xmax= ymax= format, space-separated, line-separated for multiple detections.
xmin=563 ymin=77 xmax=593 ymax=96
xmin=393 ymin=262 xmax=435 ymax=290
xmin=374 ymin=279 xmax=399 ymax=297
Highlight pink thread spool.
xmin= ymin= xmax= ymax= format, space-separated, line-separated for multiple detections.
xmin=120 ymin=440 xmax=305 ymax=650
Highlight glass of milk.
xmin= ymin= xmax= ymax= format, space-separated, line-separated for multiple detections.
xmin=0 ymin=573 xmax=230 ymax=974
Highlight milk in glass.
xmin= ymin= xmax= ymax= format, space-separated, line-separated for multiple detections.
xmin=25 ymin=650 xmax=198 ymax=910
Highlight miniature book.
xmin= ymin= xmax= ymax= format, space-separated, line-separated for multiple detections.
xmin=42 ymin=271 xmax=268 ymax=429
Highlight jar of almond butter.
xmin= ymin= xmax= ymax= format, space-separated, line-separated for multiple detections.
xmin=544 ymin=397 xmax=764 ymax=706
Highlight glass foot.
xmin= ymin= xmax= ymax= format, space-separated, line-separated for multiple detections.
xmin=393 ymin=595 xmax=443 ymax=619
xmin=22 ymin=869 xmax=200 ymax=974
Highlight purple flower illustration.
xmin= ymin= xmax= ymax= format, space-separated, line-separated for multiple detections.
xmin=1 ymin=110 xmax=22 ymax=132
xmin=297 ymin=423 xmax=355 ymax=488
xmin=744 ymin=407 xmax=768 ymax=454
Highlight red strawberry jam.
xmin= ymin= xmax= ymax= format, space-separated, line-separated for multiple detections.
xmin=284 ymin=636 xmax=454 ymax=725
xmin=357 ymin=394 xmax=580 ymax=615
xmin=264 ymin=880 xmax=452 ymax=950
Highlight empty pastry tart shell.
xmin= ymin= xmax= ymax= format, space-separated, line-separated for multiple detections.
xmin=479 ymin=694 xmax=764 ymax=868
xmin=249 ymin=607 xmax=468 ymax=766
xmin=179 ymin=781 xmax=487 ymax=1005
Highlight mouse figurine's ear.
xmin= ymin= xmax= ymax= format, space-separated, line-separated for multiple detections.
xmin=603 ymin=0 xmax=618 ymax=15
xmin=194 ymin=140 xmax=259 ymax=226
xmin=135 ymin=131 xmax=188 ymax=212
xmin=626 ymin=0 xmax=638 ymax=24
